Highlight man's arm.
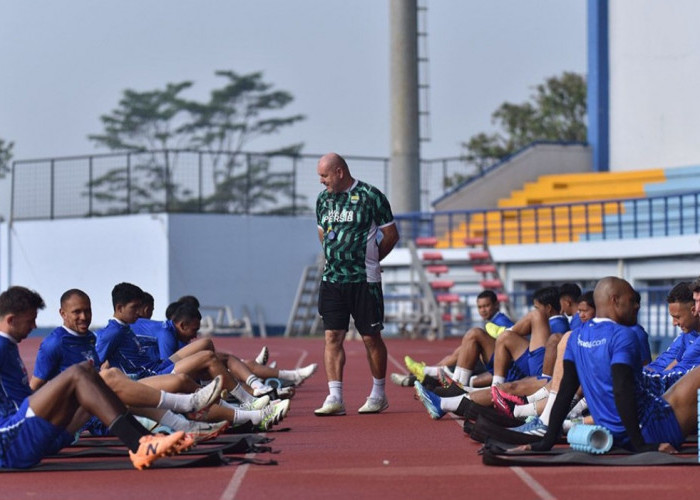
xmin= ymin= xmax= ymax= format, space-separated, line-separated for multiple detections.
xmin=611 ymin=363 xmax=662 ymax=452
xmin=378 ymin=223 xmax=399 ymax=261
xmin=317 ymin=227 xmax=324 ymax=244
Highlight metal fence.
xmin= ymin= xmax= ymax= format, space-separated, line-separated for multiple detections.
xmin=10 ymin=150 xmax=477 ymax=220
xmin=394 ymin=192 xmax=700 ymax=245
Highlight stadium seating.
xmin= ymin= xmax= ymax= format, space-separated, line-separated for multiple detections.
xmin=433 ymin=166 xmax=700 ymax=246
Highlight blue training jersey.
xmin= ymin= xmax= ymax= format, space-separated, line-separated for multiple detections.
xmin=632 ymin=324 xmax=652 ymax=366
xmin=137 ymin=320 xmax=187 ymax=360
xmin=487 ymin=311 xmax=514 ymax=328
xmin=548 ymin=315 xmax=570 ymax=334
xmin=568 ymin=313 xmax=582 ymax=331
xmin=565 ymin=319 xmax=645 ymax=440
xmin=95 ymin=319 xmax=164 ymax=378
xmin=646 ymin=330 xmax=700 ymax=373
xmin=0 ymin=335 xmax=31 ymax=418
xmin=130 ymin=318 xmax=165 ymax=337
xmin=33 ymin=327 xmax=99 ymax=382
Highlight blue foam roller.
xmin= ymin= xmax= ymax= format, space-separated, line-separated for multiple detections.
xmin=265 ymin=377 xmax=282 ymax=389
xmin=567 ymin=424 xmax=613 ymax=454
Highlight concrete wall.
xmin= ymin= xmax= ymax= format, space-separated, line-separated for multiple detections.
xmin=0 ymin=214 xmax=320 ymax=330
xmin=609 ymin=0 xmax=700 ymax=171
xmin=432 ymin=143 xmax=592 ymax=211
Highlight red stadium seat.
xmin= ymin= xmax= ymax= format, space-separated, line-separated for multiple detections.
xmin=422 ymin=251 xmax=443 ymax=261
xmin=480 ymin=279 xmax=503 ymax=289
xmin=473 ymin=264 xmax=497 ymax=274
xmin=426 ymin=265 xmax=449 ymax=275
xmin=415 ymin=236 xmax=438 ymax=247
xmin=430 ymin=280 xmax=455 ymax=291
xmin=468 ymin=251 xmax=491 ymax=261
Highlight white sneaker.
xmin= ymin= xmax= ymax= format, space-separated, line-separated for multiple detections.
xmin=390 ymin=373 xmax=413 ymax=387
xmin=292 ymin=363 xmax=318 ymax=386
xmin=255 ymin=346 xmax=269 ymax=365
xmin=238 ymin=395 xmax=271 ymax=411
xmin=253 ymin=385 xmax=274 ymax=397
xmin=258 ymin=400 xmax=289 ymax=430
xmin=183 ymin=420 xmax=230 ymax=443
xmin=190 ymin=375 xmax=223 ymax=411
xmin=358 ymin=396 xmax=389 ymax=414
xmin=314 ymin=396 xmax=346 ymax=416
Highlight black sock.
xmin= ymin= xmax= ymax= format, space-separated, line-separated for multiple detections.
xmin=454 ymin=397 xmax=472 ymax=418
xmin=108 ymin=413 xmax=150 ymax=453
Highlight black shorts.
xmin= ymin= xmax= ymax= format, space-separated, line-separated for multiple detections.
xmin=318 ymin=281 xmax=384 ymax=335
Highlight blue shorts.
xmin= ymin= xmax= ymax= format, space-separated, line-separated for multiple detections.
xmin=1 ymin=399 xmax=74 ymax=469
xmin=527 ymin=346 xmax=545 ymax=378
xmin=641 ymin=370 xmax=684 ymax=397
xmin=505 ymin=351 xmax=530 ymax=382
xmin=639 ymin=396 xmax=685 ymax=450
xmin=131 ymin=359 xmax=174 ymax=379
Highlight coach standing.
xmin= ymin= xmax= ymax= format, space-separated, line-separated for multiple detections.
xmin=313 ymin=153 xmax=400 ymax=416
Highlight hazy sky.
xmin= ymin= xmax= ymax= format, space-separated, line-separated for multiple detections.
xmin=0 ymin=0 xmax=586 ymax=217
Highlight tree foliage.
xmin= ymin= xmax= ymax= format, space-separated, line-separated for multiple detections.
xmin=0 ymin=138 xmax=13 ymax=179
xmin=450 ymin=72 xmax=587 ymax=187
xmin=87 ymin=71 xmax=306 ymax=215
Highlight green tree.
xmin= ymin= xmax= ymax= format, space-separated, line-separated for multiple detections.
xmin=184 ymin=71 xmax=306 ymax=213
xmin=0 ymin=138 xmax=13 ymax=178
xmin=87 ymin=72 xmax=307 ymax=215
xmin=449 ymin=72 xmax=587 ymax=187
xmin=87 ymin=82 xmax=197 ymax=213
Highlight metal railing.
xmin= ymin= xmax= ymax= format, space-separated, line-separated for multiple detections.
xmin=394 ymin=191 xmax=700 ymax=245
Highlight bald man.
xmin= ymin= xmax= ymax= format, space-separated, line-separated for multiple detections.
xmin=525 ymin=276 xmax=700 ymax=453
xmin=314 ymin=152 xmax=399 ymax=416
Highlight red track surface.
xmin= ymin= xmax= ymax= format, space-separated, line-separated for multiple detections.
xmin=8 ymin=335 xmax=700 ymax=500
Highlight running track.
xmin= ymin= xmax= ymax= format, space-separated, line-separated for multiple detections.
xmin=8 ymin=335 xmax=700 ymax=500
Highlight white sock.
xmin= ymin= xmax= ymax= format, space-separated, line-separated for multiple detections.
xmin=232 ymin=407 xmax=263 ymax=425
xmin=453 ymin=366 xmax=473 ymax=386
xmin=568 ymin=397 xmax=588 ymax=418
xmin=423 ymin=366 xmax=440 ymax=377
xmin=369 ymin=377 xmax=385 ymax=399
xmin=277 ymin=369 xmax=296 ymax=382
xmin=442 ymin=366 xmax=455 ymax=378
xmin=328 ymin=381 xmax=343 ymax=402
xmin=440 ymin=395 xmax=466 ymax=413
xmin=513 ymin=402 xmax=538 ymax=419
xmin=491 ymin=375 xmax=505 ymax=386
xmin=526 ymin=386 xmax=549 ymax=403
xmin=246 ymin=374 xmax=265 ymax=391
xmin=157 ymin=410 xmax=189 ymax=431
xmin=539 ymin=391 xmax=557 ymax=426
xmin=157 ymin=390 xmax=196 ymax=413
xmin=232 ymin=383 xmax=255 ymax=403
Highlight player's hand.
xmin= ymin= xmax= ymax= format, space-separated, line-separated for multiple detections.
xmin=100 ymin=360 xmax=110 ymax=371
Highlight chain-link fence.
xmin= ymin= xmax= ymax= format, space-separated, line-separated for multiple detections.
xmin=11 ymin=151 xmax=475 ymax=220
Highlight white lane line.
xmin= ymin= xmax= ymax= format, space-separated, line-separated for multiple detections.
xmin=221 ymin=347 xmax=306 ymax=500
xmin=510 ymin=466 xmax=557 ymax=500
xmin=387 ymin=351 xmax=407 ymax=373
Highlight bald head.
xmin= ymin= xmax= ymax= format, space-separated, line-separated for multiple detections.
xmin=317 ymin=152 xmax=353 ymax=193
xmin=594 ymin=276 xmax=638 ymax=326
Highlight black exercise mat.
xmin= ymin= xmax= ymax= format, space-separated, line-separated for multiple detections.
xmin=481 ymin=438 xmax=698 ymax=457
xmin=0 ymin=450 xmax=230 ymax=472
xmin=482 ymin=448 xmax=699 ymax=466
xmin=468 ymin=414 xmax=544 ymax=445
xmin=74 ymin=433 xmax=272 ymax=449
